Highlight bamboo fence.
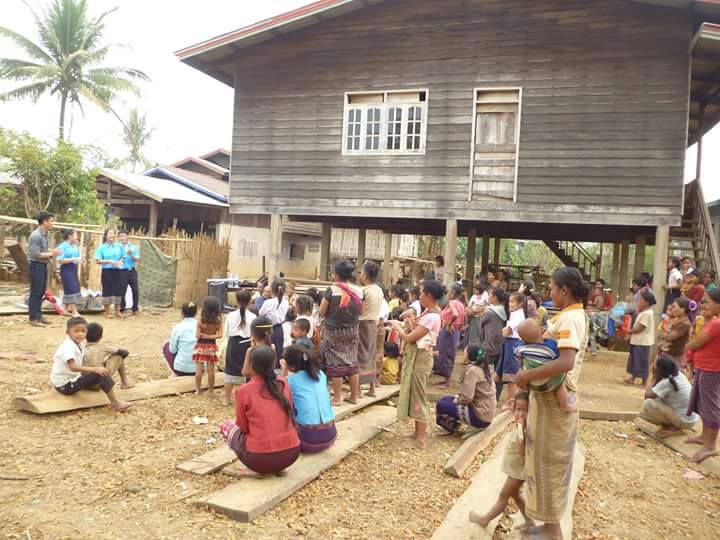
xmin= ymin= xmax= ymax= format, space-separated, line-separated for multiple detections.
xmin=81 ymin=227 xmax=229 ymax=307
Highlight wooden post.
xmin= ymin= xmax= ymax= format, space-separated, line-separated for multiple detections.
xmin=611 ymin=242 xmax=621 ymax=302
xmin=618 ymin=240 xmax=630 ymax=303
xmin=356 ymin=229 xmax=366 ymax=275
xmin=444 ymin=219 xmax=458 ymax=285
xmin=0 ymin=222 xmax=5 ymax=256
xmin=634 ymin=235 xmax=646 ymax=279
xmin=383 ymin=232 xmax=393 ymax=287
xmin=481 ymin=234 xmax=490 ymax=274
xmin=493 ymin=238 xmax=501 ymax=266
xmin=268 ymin=214 xmax=282 ymax=279
xmin=465 ymin=227 xmax=477 ymax=284
xmin=653 ymin=226 xmax=670 ymax=315
xmin=148 ymin=201 xmax=159 ymax=237
xmin=320 ymin=223 xmax=331 ymax=281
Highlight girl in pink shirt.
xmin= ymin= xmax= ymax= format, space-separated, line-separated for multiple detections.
xmin=434 ymin=284 xmax=466 ymax=388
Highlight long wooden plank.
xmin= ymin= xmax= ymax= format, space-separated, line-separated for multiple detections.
xmin=634 ymin=418 xmax=720 ymax=476
xmin=196 ymin=405 xmax=396 ymax=522
xmin=444 ymin=410 xmax=514 ymax=478
xmin=14 ymin=377 xmax=223 ymax=414
xmin=433 ymin=435 xmax=510 ymax=539
xmin=176 ymin=384 xmax=400 ymax=475
xmin=580 ymin=409 xmax=637 ymax=422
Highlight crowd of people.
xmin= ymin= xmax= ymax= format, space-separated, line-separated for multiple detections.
xmin=33 ymin=208 xmax=719 ymax=537
xmin=26 ymin=212 xmax=141 ymax=327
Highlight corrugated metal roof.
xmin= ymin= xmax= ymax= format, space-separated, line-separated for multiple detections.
xmin=144 ymin=167 xmax=228 ymax=203
xmin=164 ymin=167 xmax=230 ymax=198
xmin=170 ymin=156 xmax=229 ymax=176
xmin=98 ymin=168 xmax=228 ymax=208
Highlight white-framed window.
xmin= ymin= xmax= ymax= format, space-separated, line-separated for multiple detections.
xmin=342 ymin=90 xmax=428 ymax=155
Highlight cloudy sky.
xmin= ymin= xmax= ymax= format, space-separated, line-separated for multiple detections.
xmin=0 ymin=0 xmax=718 ymax=201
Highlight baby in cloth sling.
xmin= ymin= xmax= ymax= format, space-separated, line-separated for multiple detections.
xmin=515 ymin=319 xmax=577 ymax=413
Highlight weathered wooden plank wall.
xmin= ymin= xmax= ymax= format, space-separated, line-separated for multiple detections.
xmin=227 ymin=0 xmax=690 ymax=227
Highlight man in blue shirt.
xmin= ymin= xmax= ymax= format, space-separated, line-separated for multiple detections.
xmin=118 ymin=230 xmax=141 ymax=316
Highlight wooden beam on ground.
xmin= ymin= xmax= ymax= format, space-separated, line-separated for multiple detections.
xmin=580 ymin=409 xmax=637 ymax=422
xmin=14 ymin=377 xmax=223 ymax=414
xmin=433 ymin=435 xmax=510 ymax=539
xmin=444 ymin=410 xmax=513 ymax=478
xmin=634 ymin=418 xmax=720 ymax=476
xmin=196 ymin=405 xmax=397 ymax=522
xmin=177 ymin=384 xmax=400 ymax=475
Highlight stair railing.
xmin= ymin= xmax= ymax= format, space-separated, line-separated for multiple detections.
xmin=556 ymin=240 xmax=599 ymax=281
xmin=695 ymin=180 xmax=720 ymax=276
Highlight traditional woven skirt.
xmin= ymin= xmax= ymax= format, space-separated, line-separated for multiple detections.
xmin=375 ymin=321 xmax=386 ymax=382
xmin=434 ymin=327 xmax=458 ymax=379
xmin=60 ymin=262 xmax=82 ymax=304
xmin=297 ymin=421 xmax=337 ymax=454
xmin=627 ymin=344 xmax=651 ymax=379
xmin=226 ymin=336 xmax=251 ymax=377
xmin=496 ymin=337 xmax=522 ymax=382
xmin=101 ymin=268 xmax=122 ymax=305
xmin=193 ymin=338 xmax=219 ymax=364
xmin=271 ymin=324 xmax=284 ymax=364
xmin=525 ymin=390 xmax=578 ymax=523
xmin=687 ymin=368 xmax=720 ymax=430
xmin=465 ymin=316 xmax=483 ymax=347
xmin=435 ymin=395 xmax=490 ymax=433
xmin=357 ymin=319 xmax=378 ymax=385
xmin=321 ymin=324 xmax=359 ymax=378
xmin=222 ymin=421 xmax=300 ymax=474
xmin=397 ymin=343 xmax=433 ymax=423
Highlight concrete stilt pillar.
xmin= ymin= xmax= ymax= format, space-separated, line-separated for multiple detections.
xmin=466 ymin=227 xmax=477 ymax=283
xmin=634 ymin=235 xmax=646 ymax=279
xmin=356 ymin=229 xmax=366 ymax=276
xmin=320 ymin=223 xmax=331 ymax=281
xmin=611 ymin=242 xmax=621 ymax=302
xmin=444 ymin=219 xmax=458 ymax=285
xmin=481 ymin=234 xmax=490 ymax=274
xmin=653 ymin=226 xmax=670 ymax=312
xmin=618 ymin=240 xmax=630 ymax=303
xmin=383 ymin=233 xmax=393 ymax=287
xmin=493 ymin=237 xmax=501 ymax=266
xmin=268 ymin=214 xmax=282 ymax=279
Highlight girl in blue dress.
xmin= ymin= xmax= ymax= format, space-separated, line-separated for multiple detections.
xmin=57 ymin=229 xmax=82 ymax=317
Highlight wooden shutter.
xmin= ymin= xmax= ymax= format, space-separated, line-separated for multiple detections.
xmin=471 ymin=89 xmax=520 ymax=201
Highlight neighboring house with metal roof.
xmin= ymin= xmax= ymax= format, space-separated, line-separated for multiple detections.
xmin=97 ymin=154 xmax=416 ymax=279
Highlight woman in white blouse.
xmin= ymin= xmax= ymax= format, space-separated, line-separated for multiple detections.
xmin=259 ymin=279 xmax=289 ymax=364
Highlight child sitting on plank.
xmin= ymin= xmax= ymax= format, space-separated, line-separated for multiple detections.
xmin=84 ymin=322 xmax=133 ymax=389
xmin=469 ymin=392 xmax=533 ymax=528
xmin=221 ymin=345 xmax=300 ymax=475
xmin=515 ymin=318 xmax=576 ymax=413
xmin=380 ymin=341 xmax=401 ymax=385
xmin=51 ymin=317 xmax=131 ymax=412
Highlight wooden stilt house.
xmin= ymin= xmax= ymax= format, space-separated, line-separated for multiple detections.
xmin=176 ymin=0 xmax=720 ymax=304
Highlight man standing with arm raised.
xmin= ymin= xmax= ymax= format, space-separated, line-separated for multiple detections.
xmin=27 ymin=211 xmax=61 ymax=327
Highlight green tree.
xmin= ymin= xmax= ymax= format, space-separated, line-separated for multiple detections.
xmin=120 ymin=108 xmax=154 ymax=172
xmin=0 ymin=0 xmax=149 ymax=140
xmin=0 ymin=129 xmax=103 ymax=222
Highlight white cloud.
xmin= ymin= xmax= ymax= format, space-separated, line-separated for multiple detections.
xmin=0 ymin=0 xmax=717 ymax=204
xmin=0 ymin=0 xmax=314 ymax=164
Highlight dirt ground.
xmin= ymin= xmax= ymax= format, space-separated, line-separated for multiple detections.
xmin=0 ymin=306 xmax=718 ymax=539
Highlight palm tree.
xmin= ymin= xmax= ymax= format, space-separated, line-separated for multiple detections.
xmin=121 ymin=108 xmax=154 ymax=172
xmin=0 ymin=0 xmax=149 ymax=140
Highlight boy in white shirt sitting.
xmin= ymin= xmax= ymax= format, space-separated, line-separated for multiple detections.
xmin=51 ymin=317 xmax=132 ymax=412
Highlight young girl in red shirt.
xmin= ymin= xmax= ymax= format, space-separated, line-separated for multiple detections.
xmin=221 ymin=345 xmax=300 ymax=475
xmin=686 ymin=288 xmax=720 ymax=463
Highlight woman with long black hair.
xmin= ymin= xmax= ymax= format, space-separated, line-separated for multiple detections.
xmin=220 ymin=345 xmax=300 ymax=475
xmin=94 ymin=229 xmax=123 ymax=318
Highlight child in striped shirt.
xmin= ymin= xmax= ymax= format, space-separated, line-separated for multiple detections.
xmin=515 ymin=319 xmax=576 ymax=413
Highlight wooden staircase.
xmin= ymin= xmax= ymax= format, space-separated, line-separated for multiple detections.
xmin=543 ymin=240 xmax=600 ymax=282
xmin=670 ymin=180 xmax=720 ymax=276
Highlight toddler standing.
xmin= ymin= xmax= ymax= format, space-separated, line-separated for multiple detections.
xmin=193 ymin=296 xmax=224 ymax=397
xmin=625 ymin=290 xmax=656 ymax=386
